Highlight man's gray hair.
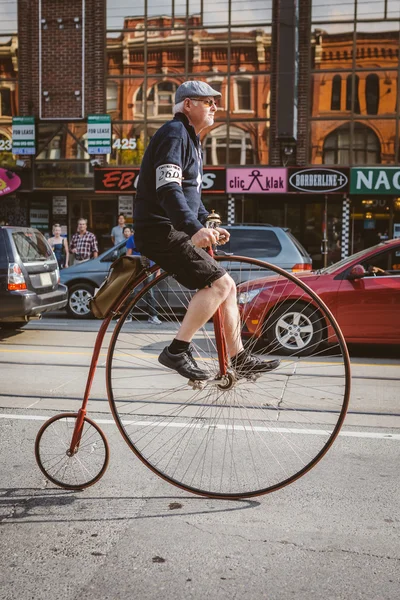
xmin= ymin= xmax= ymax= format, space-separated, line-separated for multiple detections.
xmin=173 ymin=101 xmax=185 ymax=115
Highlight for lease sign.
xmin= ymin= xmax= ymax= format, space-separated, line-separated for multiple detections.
xmin=350 ymin=167 xmax=400 ymax=195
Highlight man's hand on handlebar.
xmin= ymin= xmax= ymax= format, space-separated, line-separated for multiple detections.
xmin=191 ymin=227 xmax=230 ymax=249
xmin=215 ymin=227 xmax=230 ymax=245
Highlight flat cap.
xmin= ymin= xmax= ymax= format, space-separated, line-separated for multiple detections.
xmin=175 ymin=80 xmax=222 ymax=104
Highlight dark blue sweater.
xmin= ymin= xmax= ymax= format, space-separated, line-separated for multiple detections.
xmin=133 ymin=113 xmax=209 ymax=237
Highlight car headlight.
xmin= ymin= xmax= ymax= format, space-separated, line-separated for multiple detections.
xmin=237 ymin=288 xmax=263 ymax=305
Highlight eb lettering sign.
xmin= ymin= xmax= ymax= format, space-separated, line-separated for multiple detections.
xmin=95 ymin=168 xmax=140 ymax=193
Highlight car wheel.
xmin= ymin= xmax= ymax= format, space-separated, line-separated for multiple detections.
xmin=265 ymin=302 xmax=323 ymax=356
xmin=66 ymin=283 xmax=95 ymax=319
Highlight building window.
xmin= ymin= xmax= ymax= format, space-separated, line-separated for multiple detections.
xmin=106 ymin=83 xmax=118 ymax=113
xmin=135 ymin=85 xmax=144 ymax=115
xmin=346 ymin=74 xmax=360 ymax=113
xmin=0 ymin=87 xmax=12 ymax=117
xmin=135 ymin=82 xmax=177 ymax=117
xmin=235 ymin=79 xmax=251 ymax=111
xmin=207 ymin=80 xmax=224 ymax=108
xmin=148 ymin=81 xmax=177 ymax=117
xmin=365 ymin=74 xmax=379 ymax=115
xmin=204 ymin=125 xmax=254 ymax=165
xmin=323 ymin=123 xmax=381 ymax=165
xmin=331 ymin=75 xmax=341 ymax=110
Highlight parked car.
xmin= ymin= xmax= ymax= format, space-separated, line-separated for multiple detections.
xmin=237 ymin=239 xmax=400 ymax=355
xmin=61 ymin=225 xmax=311 ymax=318
xmin=222 ymin=225 xmax=312 ymax=272
xmin=0 ymin=226 xmax=68 ymax=329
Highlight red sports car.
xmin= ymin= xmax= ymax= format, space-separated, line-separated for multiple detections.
xmin=237 ymin=239 xmax=400 ymax=355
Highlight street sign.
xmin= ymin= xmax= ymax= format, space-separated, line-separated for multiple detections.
xmin=87 ymin=115 xmax=112 ymax=155
xmin=12 ymin=117 xmax=36 ymax=155
xmin=288 ymin=167 xmax=349 ymax=193
xmin=350 ymin=167 xmax=400 ymax=195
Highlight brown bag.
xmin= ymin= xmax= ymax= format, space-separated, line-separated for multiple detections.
xmin=89 ymin=255 xmax=143 ymax=319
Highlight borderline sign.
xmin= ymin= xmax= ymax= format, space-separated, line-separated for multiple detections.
xmin=350 ymin=167 xmax=400 ymax=195
xmin=88 ymin=115 xmax=112 ymax=155
xmin=288 ymin=167 xmax=349 ymax=193
xmin=12 ymin=117 xmax=36 ymax=155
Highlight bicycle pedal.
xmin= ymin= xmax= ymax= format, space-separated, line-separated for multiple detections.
xmin=188 ymin=379 xmax=207 ymax=390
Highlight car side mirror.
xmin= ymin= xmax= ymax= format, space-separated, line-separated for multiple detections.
xmin=348 ymin=264 xmax=366 ymax=280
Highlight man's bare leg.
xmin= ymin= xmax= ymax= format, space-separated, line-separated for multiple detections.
xmin=175 ymin=273 xmax=233 ymax=342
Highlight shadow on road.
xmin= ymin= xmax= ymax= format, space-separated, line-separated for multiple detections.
xmin=0 ymin=487 xmax=260 ymax=525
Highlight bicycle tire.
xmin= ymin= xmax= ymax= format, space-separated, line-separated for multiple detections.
xmin=106 ymin=256 xmax=351 ymax=499
xmin=35 ymin=413 xmax=110 ymax=490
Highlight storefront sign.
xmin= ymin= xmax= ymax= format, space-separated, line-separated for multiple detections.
xmin=12 ymin=117 xmax=36 ymax=155
xmin=87 ymin=115 xmax=112 ymax=155
xmin=0 ymin=168 xmax=21 ymax=197
xmin=95 ymin=168 xmax=140 ymax=193
xmin=350 ymin=167 xmax=400 ymax=195
xmin=95 ymin=167 xmax=226 ymax=194
xmin=288 ymin=168 xmax=349 ymax=193
xmin=202 ymin=167 xmax=226 ymax=194
xmin=226 ymin=168 xmax=287 ymax=194
xmin=52 ymin=196 xmax=68 ymax=215
xmin=118 ymin=195 xmax=134 ymax=218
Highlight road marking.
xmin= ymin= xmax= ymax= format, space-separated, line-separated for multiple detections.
xmin=0 ymin=346 xmax=399 ymax=369
xmin=1 ymin=413 xmax=399 ymax=440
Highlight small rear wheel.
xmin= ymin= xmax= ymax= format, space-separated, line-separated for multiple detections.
xmin=35 ymin=413 xmax=109 ymax=490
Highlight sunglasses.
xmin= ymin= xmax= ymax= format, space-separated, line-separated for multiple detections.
xmin=190 ymin=97 xmax=218 ymax=107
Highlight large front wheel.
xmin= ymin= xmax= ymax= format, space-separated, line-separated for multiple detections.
xmin=106 ymin=257 xmax=351 ymax=499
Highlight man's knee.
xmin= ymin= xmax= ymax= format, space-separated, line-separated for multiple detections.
xmin=212 ymin=273 xmax=235 ymax=299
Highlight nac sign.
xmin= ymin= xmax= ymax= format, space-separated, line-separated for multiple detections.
xmin=350 ymin=167 xmax=400 ymax=195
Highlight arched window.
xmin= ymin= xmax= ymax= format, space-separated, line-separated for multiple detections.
xmin=204 ymin=125 xmax=254 ymax=165
xmin=346 ymin=74 xmax=360 ymax=113
xmin=365 ymin=74 xmax=379 ymax=115
xmin=331 ymin=75 xmax=341 ymax=110
xmin=135 ymin=82 xmax=177 ymax=117
xmin=148 ymin=81 xmax=177 ymax=116
xmin=323 ymin=123 xmax=381 ymax=165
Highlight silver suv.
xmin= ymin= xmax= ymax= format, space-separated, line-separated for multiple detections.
xmin=221 ymin=225 xmax=312 ymax=272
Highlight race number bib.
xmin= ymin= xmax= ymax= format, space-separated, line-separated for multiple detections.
xmin=156 ymin=164 xmax=183 ymax=189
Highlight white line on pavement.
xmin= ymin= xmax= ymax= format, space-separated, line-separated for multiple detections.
xmin=0 ymin=413 xmax=399 ymax=440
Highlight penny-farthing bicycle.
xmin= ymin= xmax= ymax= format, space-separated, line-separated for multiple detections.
xmin=35 ymin=213 xmax=351 ymax=499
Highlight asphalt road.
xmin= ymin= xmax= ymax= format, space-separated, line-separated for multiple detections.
xmin=0 ymin=315 xmax=399 ymax=600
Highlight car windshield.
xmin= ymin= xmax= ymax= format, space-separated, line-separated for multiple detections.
xmin=320 ymin=242 xmax=387 ymax=274
xmin=12 ymin=230 xmax=53 ymax=263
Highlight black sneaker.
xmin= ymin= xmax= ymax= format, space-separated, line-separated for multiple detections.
xmin=158 ymin=346 xmax=210 ymax=381
xmin=232 ymin=351 xmax=280 ymax=376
